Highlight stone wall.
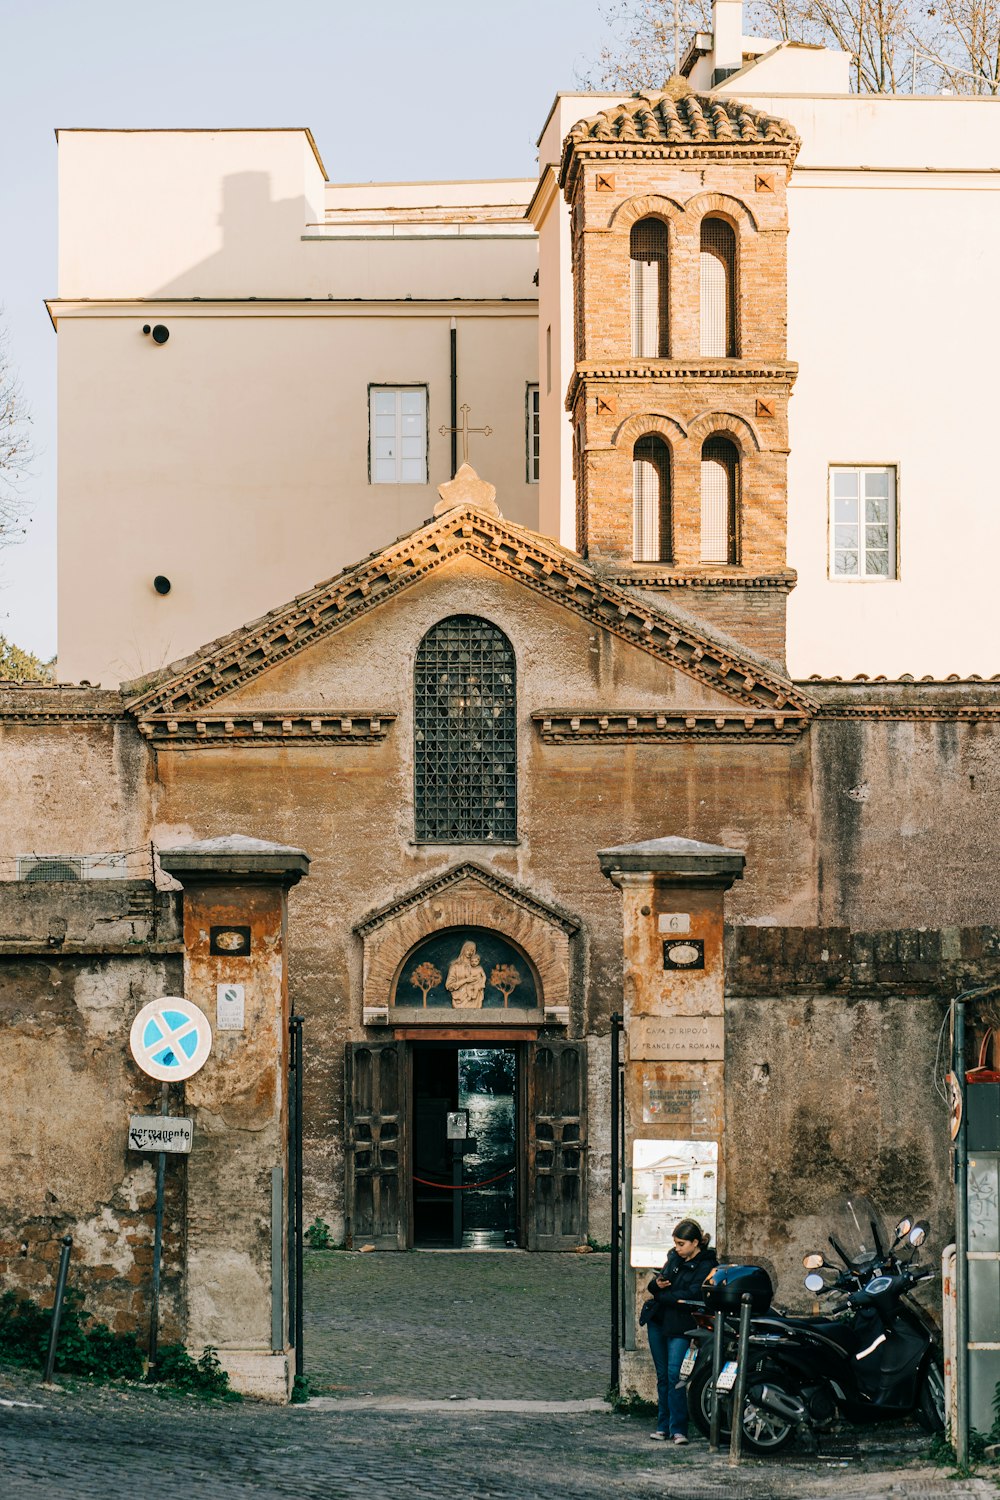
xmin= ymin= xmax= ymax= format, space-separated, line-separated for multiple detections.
xmin=723 ymin=923 xmax=1000 ymax=1306
xmin=0 ymin=881 xmax=184 ymax=1336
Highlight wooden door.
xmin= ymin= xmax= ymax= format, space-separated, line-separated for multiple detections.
xmin=527 ymin=1040 xmax=587 ymax=1250
xmin=344 ymin=1041 xmax=409 ymax=1250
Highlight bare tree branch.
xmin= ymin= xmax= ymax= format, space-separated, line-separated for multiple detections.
xmin=0 ymin=315 xmax=34 ymax=549
xmin=577 ymin=0 xmax=1000 ymax=93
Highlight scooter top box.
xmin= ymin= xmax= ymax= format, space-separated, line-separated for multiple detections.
xmin=704 ymin=1263 xmax=774 ymax=1315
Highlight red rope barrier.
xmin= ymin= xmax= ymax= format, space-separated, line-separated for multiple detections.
xmin=411 ymin=1168 xmax=516 ymax=1191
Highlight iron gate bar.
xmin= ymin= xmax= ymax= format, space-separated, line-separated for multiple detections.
xmin=610 ymin=1011 xmax=623 ymax=1391
xmin=294 ymin=1015 xmax=304 ymax=1377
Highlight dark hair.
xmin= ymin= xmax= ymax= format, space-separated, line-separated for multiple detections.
xmin=673 ymin=1218 xmax=711 ymax=1251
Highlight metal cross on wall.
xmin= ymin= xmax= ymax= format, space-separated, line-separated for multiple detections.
xmin=439 ymin=404 xmax=492 ymax=469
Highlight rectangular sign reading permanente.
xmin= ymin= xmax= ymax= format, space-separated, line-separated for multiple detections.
xmin=128 ymin=1116 xmax=194 ymax=1154
xmin=631 ymin=1015 xmax=724 ymax=1062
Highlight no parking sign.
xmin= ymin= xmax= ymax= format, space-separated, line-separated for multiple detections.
xmin=129 ymin=997 xmax=213 ymax=1081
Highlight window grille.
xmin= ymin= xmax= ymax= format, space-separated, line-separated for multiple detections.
xmin=830 ymin=466 xmax=897 ymax=579
xmin=699 ymin=218 xmax=736 ymax=358
xmin=414 ymin=615 xmax=517 ymax=843
xmin=632 ymin=435 xmax=672 ymax=563
xmin=370 ymin=387 xmax=427 ymax=484
xmin=526 ymin=384 xmax=540 ymax=483
xmin=700 ymin=436 xmax=739 ymax=563
xmin=630 ymin=219 xmax=669 ymax=358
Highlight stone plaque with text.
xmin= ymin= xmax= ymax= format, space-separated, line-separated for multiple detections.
xmin=631 ymin=1014 xmax=724 ymax=1061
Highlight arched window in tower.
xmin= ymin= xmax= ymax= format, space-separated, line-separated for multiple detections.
xmin=700 ymin=217 xmax=737 ymax=357
xmin=632 ymin=435 xmax=672 ymax=563
xmin=414 ymin=615 xmax=517 ymax=843
xmin=700 ymin=436 xmax=740 ymax=563
xmin=630 ymin=219 xmax=669 ymax=357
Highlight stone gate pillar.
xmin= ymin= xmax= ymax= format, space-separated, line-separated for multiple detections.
xmin=598 ymin=836 xmax=744 ymax=1396
xmin=159 ymin=835 xmax=309 ymax=1401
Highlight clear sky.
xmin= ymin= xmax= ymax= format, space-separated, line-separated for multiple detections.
xmin=0 ymin=0 xmax=615 ymax=661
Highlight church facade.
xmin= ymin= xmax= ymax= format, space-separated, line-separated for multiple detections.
xmin=3 ymin=2 xmax=1000 ymax=1399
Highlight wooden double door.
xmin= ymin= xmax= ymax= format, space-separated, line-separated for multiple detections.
xmin=344 ymin=1039 xmax=587 ymax=1250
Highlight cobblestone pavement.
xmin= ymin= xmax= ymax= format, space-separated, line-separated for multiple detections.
xmin=303 ymin=1248 xmax=610 ymax=1398
xmin=0 ymin=1362 xmax=994 ymax=1500
xmin=2 ymin=1250 xmax=992 ymax=1498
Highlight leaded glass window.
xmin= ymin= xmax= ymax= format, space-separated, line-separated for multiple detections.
xmin=414 ymin=616 xmax=517 ymax=843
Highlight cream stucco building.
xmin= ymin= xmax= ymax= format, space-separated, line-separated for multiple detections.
xmin=49 ymin=0 xmax=1000 ymax=684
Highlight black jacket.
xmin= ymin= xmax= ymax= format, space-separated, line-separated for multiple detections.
xmin=644 ymin=1245 xmax=718 ymax=1337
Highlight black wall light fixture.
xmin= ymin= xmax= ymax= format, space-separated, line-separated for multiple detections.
xmin=153 ymin=576 xmax=172 ymax=595
xmin=142 ymin=324 xmax=170 ymax=344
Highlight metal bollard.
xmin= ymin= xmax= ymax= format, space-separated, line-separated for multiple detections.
xmin=708 ymin=1309 xmax=725 ymax=1451
xmin=42 ymin=1235 xmax=74 ymax=1384
xmin=728 ymin=1293 xmax=754 ymax=1467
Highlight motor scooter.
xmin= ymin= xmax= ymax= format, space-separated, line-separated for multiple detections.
xmin=682 ymin=1195 xmax=946 ymax=1454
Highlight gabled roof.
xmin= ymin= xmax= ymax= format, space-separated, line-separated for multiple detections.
xmin=354 ymin=860 xmax=581 ymax=938
xmin=123 ymin=501 xmax=815 ymax=723
xmin=559 ymin=90 xmax=800 ymax=189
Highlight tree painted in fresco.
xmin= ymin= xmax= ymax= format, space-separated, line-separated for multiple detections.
xmin=409 ymin=961 xmax=442 ymax=1007
xmin=489 ymin=963 xmax=522 ymax=1007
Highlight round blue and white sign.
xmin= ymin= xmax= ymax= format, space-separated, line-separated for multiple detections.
xmin=129 ymin=997 xmax=213 ymax=1082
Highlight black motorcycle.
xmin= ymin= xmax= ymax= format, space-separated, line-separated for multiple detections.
xmin=682 ymin=1196 xmax=946 ymax=1454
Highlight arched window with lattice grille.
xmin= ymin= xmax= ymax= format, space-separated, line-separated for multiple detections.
xmin=630 ymin=219 xmax=669 ymax=358
xmin=700 ymin=436 xmax=740 ymax=563
xmin=632 ymin=435 xmax=672 ymax=563
xmin=414 ymin=615 xmax=517 ymax=843
xmin=700 ymin=218 xmax=737 ymax=357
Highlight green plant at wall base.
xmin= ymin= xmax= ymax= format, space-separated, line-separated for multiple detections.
xmin=606 ymin=1384 xmax=657 ymax=1418
xmin=0 ymin=1288 xmax=143 ymax=1381
xmin=305 ymin=1216 xmax=335 ymax=1249
xmin=149 ymin=1344 xmax=240 ymax=1401
xmin=290 ymin=1374 xmax=312 ymax=1403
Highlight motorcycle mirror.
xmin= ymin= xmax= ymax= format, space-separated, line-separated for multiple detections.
xmin=908 ymin=1222 xmax=928 ymax=1247
xmin=894 ymin=1216 xmax=912 ymax=1240
xmin=803 ymin=1252 xmax=825 ymax=1270
xmin=804 ymin=1272 xmax=826 ymax=1293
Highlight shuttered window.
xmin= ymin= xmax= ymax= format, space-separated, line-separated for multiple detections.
xmin=370 ymin=386 xmax=427 ymax=484
xmin=700 ymin=218 xmax=736 ymax=358
xmin=700 ymin=436 xmax=739 ymax=563
xmin=630 ymin=219 xmax=669 ymax=358
xmin=830 ymin=466 xmax=897 ymax=579
xmin=526 ymin=384 xmax=540 ymax=482
xmin=632 ymin=436 xmax=672 ymax=563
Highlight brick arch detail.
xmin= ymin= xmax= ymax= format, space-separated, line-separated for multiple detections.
xmin=613 ymin=412 xmax=687 ymax=450
xmin=608 ymin=192 xmax=686 ymax=233
xmin=687 ymin=409 xmax=763 ymax=453
xmin=680 ymin=191 xmax=760 ymax=235
xmin=361 ymin=873 xmax=573 ymax=1018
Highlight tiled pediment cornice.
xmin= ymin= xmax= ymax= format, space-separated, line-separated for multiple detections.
xmin=124 ymin=505 xmax=814 ymax=721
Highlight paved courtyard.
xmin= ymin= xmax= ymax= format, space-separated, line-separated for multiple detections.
xmin=1 ymin=1250 xmax=994 ymax=1498
xmin=303 ymin=1247 xmax=610 ymax=1398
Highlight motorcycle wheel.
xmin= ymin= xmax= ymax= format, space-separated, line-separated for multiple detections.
xmin=687 ymin=1361 xmax=798 ymax=1454
xmin=916 ymin=1364 xmax=946 ymax=1434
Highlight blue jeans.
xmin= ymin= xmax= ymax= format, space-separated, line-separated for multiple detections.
xmin=647 ymin=1324 xmax=689 ymax=1437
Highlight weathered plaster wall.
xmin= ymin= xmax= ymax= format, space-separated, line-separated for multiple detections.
xmin=0 ymin=882 xmax=184 ymax=1335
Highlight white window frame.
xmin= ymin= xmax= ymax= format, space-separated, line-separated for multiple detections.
xmin=369 ymin=385 xmax=428 ymax=485
xmin=828 ymin=464 xmax=898 ymax=581
xmin=526 ymin=384 xmax=540 ymax=483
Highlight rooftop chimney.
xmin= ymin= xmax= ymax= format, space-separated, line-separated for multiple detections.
xmin=711 ymin=0 xmax=744 ymax=80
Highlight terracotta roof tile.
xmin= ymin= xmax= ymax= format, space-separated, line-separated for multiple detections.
xmin=560 ymin=92 xmax=799 ymax=185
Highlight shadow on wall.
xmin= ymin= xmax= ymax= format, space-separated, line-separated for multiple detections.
xmin=151 ymin=172 xmax=312 ymax=299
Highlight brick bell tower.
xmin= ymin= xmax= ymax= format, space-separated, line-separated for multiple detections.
xmin=558 ymin=86 xmax=800 ymax=666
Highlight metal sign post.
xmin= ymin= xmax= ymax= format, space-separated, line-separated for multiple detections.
xmin=128 ymin=996 xmax=213 ymax=1370
xmin=610 ymin=1012 xmax=623 ymax=1392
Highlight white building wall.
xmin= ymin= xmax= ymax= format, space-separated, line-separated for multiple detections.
xmin=52 ymin=132 xmax=538 ymax=685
